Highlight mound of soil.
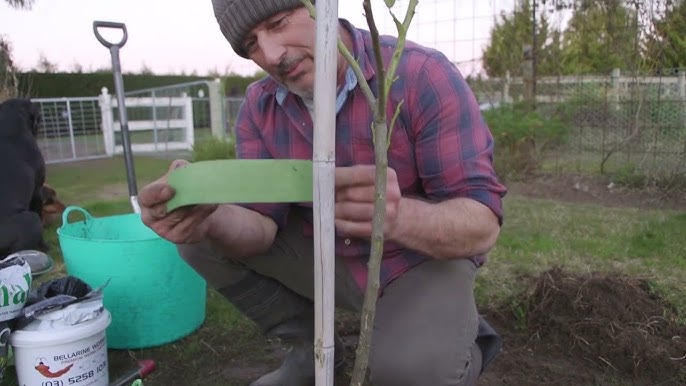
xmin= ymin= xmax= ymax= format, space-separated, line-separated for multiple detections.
xmin=101 ymin=269 xmax=685 ymax=386
xmin=480 ymin=267 xmax=686 ymax=385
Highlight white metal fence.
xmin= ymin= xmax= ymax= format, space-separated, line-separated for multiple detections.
xmin=103 ymin=88 xmax=194 ymax=154
xmin=33 ymin=96 xmax=107 ymax=163
xmin=33 ymin=80 xmax=230 ymax=164
xmin=34 ymin=92 xmax=194 ymax=164
xmin=36 ymin=70 xmax=685 ymax=180
xmin=471 ymin=69 xmax=686 ymax=107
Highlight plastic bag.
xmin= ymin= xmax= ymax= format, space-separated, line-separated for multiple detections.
xmin=0 ymin=254 xmax=32 ymax=323
xmin=14 ymin=276 xmax=108 ymax=330
xmin=0 ymin=252 xmax=32 ymax=382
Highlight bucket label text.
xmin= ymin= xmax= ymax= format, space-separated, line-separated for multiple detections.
xmin=0 ymin=268 xmax=31 ymax=321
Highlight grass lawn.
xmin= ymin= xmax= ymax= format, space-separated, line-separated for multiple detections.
xmin=482 ymin=197 xmax=686 ymax=319
xmin=46 ymin=155 xmax=176 ymax=206
xmin=3 ymin=155 xmax=682 ymax=385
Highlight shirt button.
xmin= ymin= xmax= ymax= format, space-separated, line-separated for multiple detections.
xmin=344 ymin=238 xmax=351 ymax=245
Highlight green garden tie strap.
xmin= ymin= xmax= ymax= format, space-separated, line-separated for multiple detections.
xmin=166 ymin=159 xmax=313 ymax=211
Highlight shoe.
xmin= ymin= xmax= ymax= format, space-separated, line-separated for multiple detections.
xmin=250 ymin=316 xmax=344 ymax=386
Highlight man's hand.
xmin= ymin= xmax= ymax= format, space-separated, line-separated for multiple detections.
xmin=139 ymin=159 xmax=218 ymax=244
xmin=334 ymin=165 xmax=402 ymax=240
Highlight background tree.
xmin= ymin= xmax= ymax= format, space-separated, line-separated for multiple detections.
xmin=0 ymin=39 xmax=19 ymax=99
xmin=1 ymin=0 xmax=34 ymax=99
xmin=4 ymin=0 xmax=32 ymax=7
xmin=36 ymin=53 xmax=57 ymax=73
xmin=70 ymin=61 xmax=84 ymax=73
xmin=484 ymin=0 xmax=681 ymax=77
xmin=482 ymin=0 xmax=555 ymax=77
xmin=557 ymin=1 xmax=640 ymax=74
xmin=139 ymin=63 xmax=154 ymax=75
xmin=643 ymin=0 xmax=686 ymax=69
xmin=540 ymin=0 xmax=679 ymax=73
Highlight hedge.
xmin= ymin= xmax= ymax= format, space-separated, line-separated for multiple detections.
xmin=17 ymin=72 xmax=262 ymax=98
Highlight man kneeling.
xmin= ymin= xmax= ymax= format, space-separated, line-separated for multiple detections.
xmin=140 ymin=1 xmax=507 ymax=385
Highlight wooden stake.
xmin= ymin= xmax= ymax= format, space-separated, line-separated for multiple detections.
xmin=312 ymin=0 xmax=338 ymax=384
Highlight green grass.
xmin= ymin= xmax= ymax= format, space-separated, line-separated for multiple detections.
xmin=477 ymin=194 xmax=686 ymax=319
xmin=15 ymin=156 xmax=684 ymax=385
xmin=43 ymin=156 xmax=686 ymax=314
xmin=44 ymin=156 xmax=686 ymax=318
xmin=47 ymin=155 xmax=178 ymax=207
xmin=191 ymin=135 xmax=236 ymax=161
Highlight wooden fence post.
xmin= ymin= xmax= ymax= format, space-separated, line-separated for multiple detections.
xmin=611 ymin=68 xmax=621 ymax=111
xmin=679 ymin=71 xmax=685 ymax=139
xmin=183 ymin=93 xmax=195 ymax=148
xmin=208 ymin=78 xmax=226 ymax=139
xmin=522 ymin=45 xmax=534 ymax=107
xmin=99 ymin=87 xmax=114 ymax=156
xmin=310 ymin=0 xmax=338 ymax=383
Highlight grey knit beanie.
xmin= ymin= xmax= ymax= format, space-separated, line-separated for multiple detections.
xmin=212 ymin=0 xmax=304 ymax=58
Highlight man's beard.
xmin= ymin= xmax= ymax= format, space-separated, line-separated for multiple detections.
xmin=277 ymin=55 xmax=313 ymax=99
xmin=290 ymin=85 xmax=313 ymax=100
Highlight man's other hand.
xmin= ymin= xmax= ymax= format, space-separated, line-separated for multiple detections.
xmin=334 ymin=165 xmax=402 ymax=240
xmin=139 ymin=159 xmax=218 ymax=244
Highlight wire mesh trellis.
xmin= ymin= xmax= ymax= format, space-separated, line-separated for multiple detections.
xmin=27 ymin=0 xmax=684 ymax=180
xmin=469 ymin=68 xmax=686 ymax=181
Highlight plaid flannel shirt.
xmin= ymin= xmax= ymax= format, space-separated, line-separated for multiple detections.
xmin=234 ymin=20 xmax=507 ymax=292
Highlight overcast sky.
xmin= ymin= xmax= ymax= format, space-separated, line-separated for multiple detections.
xmin=0 ymin=0 xmax=515 ymax=76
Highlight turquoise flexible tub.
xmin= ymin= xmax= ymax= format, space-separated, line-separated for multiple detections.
xmin=57 ymin=206 xmax=206 ymax=349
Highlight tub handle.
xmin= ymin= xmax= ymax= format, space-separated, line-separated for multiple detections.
xmin=61 ymin=206 xmax=94 ymax=226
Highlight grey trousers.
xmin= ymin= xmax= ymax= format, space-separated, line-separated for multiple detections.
xmin=178 ymin=212 xmax=482 ymax=386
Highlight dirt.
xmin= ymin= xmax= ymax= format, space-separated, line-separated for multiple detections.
xmin=506 ymin=173 xmax=686 ymax=211
xmin=60 ymin=174 xmax=686 ymax=385
xmin=108 ymin=266 xmax=686 ymax=386
xmin=478 ymin=268 xmax=686 ymax=386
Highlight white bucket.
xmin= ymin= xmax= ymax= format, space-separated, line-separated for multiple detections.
xmin=9 ymin=309 xmax=111 ymax=386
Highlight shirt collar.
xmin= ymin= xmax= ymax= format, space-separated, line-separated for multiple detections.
xmin=275 ymin=65 xmax=357 ymax=110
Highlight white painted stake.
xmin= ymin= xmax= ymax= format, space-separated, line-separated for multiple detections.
xmin=312 ymin=0 xmax=338 ymax=385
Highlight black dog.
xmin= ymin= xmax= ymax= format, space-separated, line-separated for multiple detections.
xmin=0 ymin=98 xmax=46 ymax=259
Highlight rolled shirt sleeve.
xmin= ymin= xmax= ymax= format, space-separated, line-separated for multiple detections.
xmin=406 ymin=52 xmax=506 ymax=224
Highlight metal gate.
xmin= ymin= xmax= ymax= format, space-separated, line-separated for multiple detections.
xmin=33 ymin=80 xmax=228 ymax=164
xmin=33 ymin=96 xmax=108 ymax=164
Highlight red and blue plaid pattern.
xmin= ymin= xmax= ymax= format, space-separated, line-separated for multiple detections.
xmin=235 ymin=21 xmax=507 ymax=292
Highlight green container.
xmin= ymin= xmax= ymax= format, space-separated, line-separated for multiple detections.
xmin=57 ymin=206 xmax=206 ymax=349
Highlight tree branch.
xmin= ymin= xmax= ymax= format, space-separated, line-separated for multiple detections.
xmin=300 ymin=1 xmax=416 ymax=383
xmin=349 ymin=1 xmax=417 ymax=385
